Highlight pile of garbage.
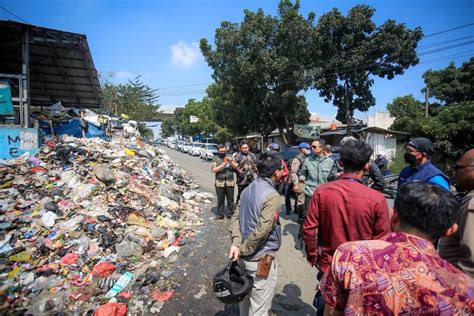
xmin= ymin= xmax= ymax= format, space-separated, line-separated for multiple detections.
xmin=0 ymin=135 xmax=214 ymax=314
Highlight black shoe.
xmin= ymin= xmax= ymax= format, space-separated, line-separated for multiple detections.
xmin=227 ymin=212 xmax=234 ymax=219
xmin=285 ymin=209 xmax=291 ymax=216
xmin=215 ymin=214 xmax=225 ymax=220
xmin=295 ymin=239 xmax=303 ymax=250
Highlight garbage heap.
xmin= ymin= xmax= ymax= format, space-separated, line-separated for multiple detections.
xmin=0 ymin=135 xmax=214 ymax=315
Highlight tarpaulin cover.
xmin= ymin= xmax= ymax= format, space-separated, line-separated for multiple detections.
xmin=41 ymin=119 xmax=109 ymax=140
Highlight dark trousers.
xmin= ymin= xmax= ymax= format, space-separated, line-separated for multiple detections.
xmin=285 ymin=183 xmax=295 ymax=212
xmin=314 ymin=271 xmax=325 ymax=316
xmin=215 ymin=185 xmax=234 ymax=216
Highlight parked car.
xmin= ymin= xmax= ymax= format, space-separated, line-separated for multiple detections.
xmin=189 ymin=142 xmax=204 ymax=156
xmin=200 ymin=143 xmax=218 ymax=160
xmin=182 ymin=142 xmax=191 ymax=153
xmin=169 ymin=142 xmax=176 ymax=149
xmin=177 ymin=141 xmax=185 ymax=151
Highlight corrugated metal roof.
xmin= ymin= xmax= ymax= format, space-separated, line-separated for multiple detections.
xmin=0 ymin=20 xmax=103 ymax=108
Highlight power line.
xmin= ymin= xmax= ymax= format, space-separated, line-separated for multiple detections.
xmin=422 ymin=23 xmax=474 ymax=38
xmin=157 ymin=51 xmax=473 ymax=98
xmin=418 ymin=35 xmax=473 ymax=49
xmin=0 ymin=6 xmax=30 ymax=24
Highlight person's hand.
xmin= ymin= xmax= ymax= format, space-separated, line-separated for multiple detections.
xmin=229 ymin=246 xmax=241 ymax=261
xmin=336 ymin=172 xmax=343 ymax=177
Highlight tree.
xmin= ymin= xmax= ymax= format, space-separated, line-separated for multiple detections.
xmin=214 ymin=127 xmax=233 ymax=144
xmin=387 ymin=95 xmax=427 ymax=137
xmin=101 ymin=75 xmax=159 ymax=121
xmin=310 ymin=5 xmax=423 ymax=134
xmin=160 ymin=119 xmax=175 ymax=138
xmin=423 ymin=57 xmax=473 ymax=105
xmin=389 ymin=59 xmax=474 ymax=169
xmin=200 ymin=0 xmax=312 ymax=144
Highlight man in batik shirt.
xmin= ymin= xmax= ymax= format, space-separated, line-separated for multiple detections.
xmin=321 ymin=182 xmax=474 ymax=315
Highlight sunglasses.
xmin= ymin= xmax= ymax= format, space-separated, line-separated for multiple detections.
xmin=312 ymin=145 xmax=322 ymax=149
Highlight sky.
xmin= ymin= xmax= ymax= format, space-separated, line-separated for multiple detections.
xmin=1 ymin=0 xmax=473 ymax=120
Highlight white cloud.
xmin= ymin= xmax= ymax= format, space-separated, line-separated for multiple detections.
xmin=170 ymin=41 xmax=202 ymax=68
xmin=114 ymin=71 xmax=136 ymax=80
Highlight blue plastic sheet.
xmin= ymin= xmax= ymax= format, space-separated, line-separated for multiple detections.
xmin=41 ymin=119 xmax=109 ymax=140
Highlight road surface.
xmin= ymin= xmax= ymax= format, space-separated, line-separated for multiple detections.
xmin=161 ymin=147 xmax=317 ymax=315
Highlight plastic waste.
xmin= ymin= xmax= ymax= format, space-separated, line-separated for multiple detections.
xmin=91 ymin=262 xmax=116 ymax=277
xmin=9 ymin=250 xmax=32 ymax=262
xmin=163 ymin=245 xmax=180 ymax=258
xmin=116 ymin=239 xmax=143 ymax=258
xmin=59 ymin=253 xmax=79 ymax=265
xmin=41 ymin=211 xmax=58 ymax=227
xmin=151 ymin=290 xmax=174 ymax=302
xmin=94 ymin=302 xmax=127 ymax=316
xmin=104 ymin=271 xmax=134 ymax=299
xmin=127 ymin=213 xmax=149 ymax=227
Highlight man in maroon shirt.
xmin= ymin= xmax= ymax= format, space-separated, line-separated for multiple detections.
xmin=303 ymin=139 xmax=391 ymax=315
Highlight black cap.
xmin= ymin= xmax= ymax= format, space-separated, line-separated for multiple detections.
xmin=408 ymin=138 xmax=434 ymax=156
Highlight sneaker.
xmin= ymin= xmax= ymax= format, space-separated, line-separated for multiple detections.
xmin=294 ymin=239 xmax=303 ymax=250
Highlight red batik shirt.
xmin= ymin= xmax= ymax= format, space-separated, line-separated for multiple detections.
xmin=321 ymin=232 xmax=474 ymax=315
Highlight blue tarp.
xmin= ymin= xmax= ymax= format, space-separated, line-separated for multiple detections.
xmin=41 ymin=119 xmax=109 ymax=140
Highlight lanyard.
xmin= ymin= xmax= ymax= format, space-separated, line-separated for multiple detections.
xmin=340 ymin=176 xmax=362 ymax=184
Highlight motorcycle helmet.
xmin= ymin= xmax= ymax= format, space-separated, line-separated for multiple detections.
xmin=213 ymin=260 xmax=253 ymax=304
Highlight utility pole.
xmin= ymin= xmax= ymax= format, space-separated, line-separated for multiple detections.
xmin=425 ymin=86 xmax=430 ymax=117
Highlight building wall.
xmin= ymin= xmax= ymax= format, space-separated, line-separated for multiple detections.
xmin=367 ymin=111 xmax=394 ymax=129
xmin=365 ymin=132 xmax=397 ymax=161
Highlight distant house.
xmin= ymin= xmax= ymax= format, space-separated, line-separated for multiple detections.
xmin=320 ymin=111 xmax=406 ymax=160
xmin=235 ymin=111 xmax=405 ymax=159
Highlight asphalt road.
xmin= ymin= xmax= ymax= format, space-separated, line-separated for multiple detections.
xmin=161 ymin=147 xmax=317 ymax=315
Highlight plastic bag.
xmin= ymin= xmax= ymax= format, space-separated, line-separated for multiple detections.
xmin=152 ymin=290 xmax=174 ymax=302
xmin=59 ymin=253 xmax=79 ymax=265
xmin=42 ymin=211 xmax=58 ymax=227
xmin=116 ymin=239 xmax=143 ymax=258
xmin=94 ymin=302 xmax=127 ymax=316
xmin=91 ymin=262 xmax=116 ymax=277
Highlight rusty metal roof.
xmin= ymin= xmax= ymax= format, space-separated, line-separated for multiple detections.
xmin=0 ymin=20 xmax=103 ymax=108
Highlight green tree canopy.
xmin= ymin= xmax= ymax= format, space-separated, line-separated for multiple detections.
xmin=389 ymin=60 xmax=474 ymax=168
xmin=310 ymin=5 xmax=423 ymax=133
xmin=101 ymin=75 xmax=159 ymax=121
xmin=200 ymin=0 xmax=312 ymax=144
xmin=423 ymin=57 xmax=474 ymax=105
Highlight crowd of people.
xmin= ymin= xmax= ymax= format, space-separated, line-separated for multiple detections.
xmin=210 ymin=137 xmax=474 ymax=315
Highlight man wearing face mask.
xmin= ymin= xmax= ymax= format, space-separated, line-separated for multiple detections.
xmin=398 ymin=137 xmax=449 ymax=190
xmin=439 ymin=149 xmax=474 ymax=276
xmin=211 ymin=144 xmax=235 ymax=219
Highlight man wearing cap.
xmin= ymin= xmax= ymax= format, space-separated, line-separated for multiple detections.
xmin=398 ymin=137 xmax=449 ymax=190
xmin=297 ymin=139 xmax=334 ymax=250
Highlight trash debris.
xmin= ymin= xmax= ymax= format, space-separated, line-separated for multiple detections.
xmin=152 ymin=290 xmax=175 ymax=302
xmin=0 ymin=135 xmax=212 ymax=314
